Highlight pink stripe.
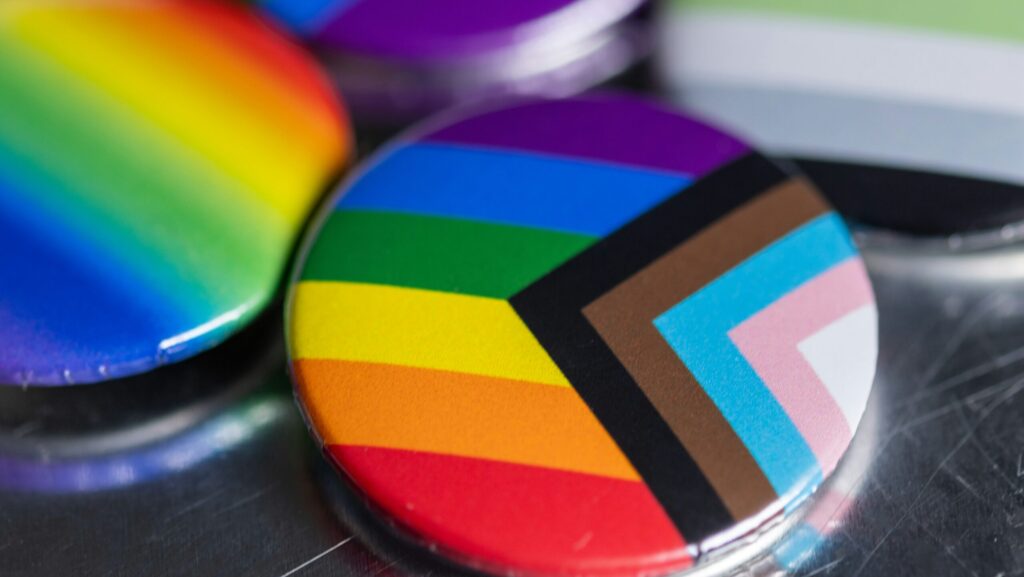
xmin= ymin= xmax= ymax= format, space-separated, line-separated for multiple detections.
xmin=804 ymin=488 xmax=854 ymax=532
xmin=728 ymin=257 xmax=873 ymax=474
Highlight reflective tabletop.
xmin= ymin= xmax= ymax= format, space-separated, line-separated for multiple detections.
xmin=4 ymin=223 xmax=1024 ymax=577
xmin=5 ymin=63 xmax=1024 ymax=575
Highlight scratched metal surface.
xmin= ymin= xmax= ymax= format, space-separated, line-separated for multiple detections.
xmin=3 ymin=228 xmax=1024 ymax=577
xmin=3 ymin=57 xmax=1024 ymax=573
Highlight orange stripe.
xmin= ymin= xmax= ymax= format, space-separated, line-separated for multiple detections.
xmin=94 ymin=2 xmax=344 ymax=151
xmin=158 ymin=1 xmax=349 ymax=157
xmin=92 ymin=2 xmax=348 ymax=219
xmin=294 ymin=359 xmax=640 ymax=481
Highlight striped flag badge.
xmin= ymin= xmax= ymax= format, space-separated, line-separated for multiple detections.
xmin=0 ymin=0 xmax=352 ymax=386
xmin=658 ymin=0 xmax=1024 ymax=233
xmin=288 ymin=94 xmax=879 ymax=577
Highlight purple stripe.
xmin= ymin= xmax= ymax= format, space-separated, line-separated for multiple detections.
xmin=317 ymin=0 xmax=607 ymax=59
xmin=423 ymin=93 xmax=750 ymax=177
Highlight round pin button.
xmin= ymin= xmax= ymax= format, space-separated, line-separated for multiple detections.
xmin=657 ymin=0 xmax=1024 ymax=234
xmin=258 ymin=0 xmax=648 ymax=123
xmin=0 ymin=0 xmax=352 ymax=386
xmin=288 ymin=93 xmax=878 ymax=576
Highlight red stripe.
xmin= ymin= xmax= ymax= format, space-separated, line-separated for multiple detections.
xmin=330 ymin=446 xmax=693 ymax=577
xmin=171 ymin=0 xmax=345 ymax=122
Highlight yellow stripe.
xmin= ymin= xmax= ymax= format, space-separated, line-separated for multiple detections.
xmin=11 ymin=6 xmax=316 ymax=227
xmin=291 ymin=282 xmax=570 ymax=387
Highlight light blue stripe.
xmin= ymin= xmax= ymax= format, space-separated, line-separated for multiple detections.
xmin=259 ymin=0 xmax=358 ymax=34
xmin=336 ymin=143 xmax=691 ymax=237
xmin=773 ymin=524 xmax=823 ymax=571
xmin=654 ymin=213 xmax=856 ymax=494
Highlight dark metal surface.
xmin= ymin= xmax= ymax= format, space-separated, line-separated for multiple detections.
xmin=3 ymin=229 xmax=1024 ymax=577
xmin=771 ymin=231 xmax=1024 ymax=577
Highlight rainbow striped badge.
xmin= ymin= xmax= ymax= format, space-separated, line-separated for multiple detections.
xmin=288 ymin=94 xmax=879 ymax=577
xmin=0 ymin=0 xmax=352 ymax=385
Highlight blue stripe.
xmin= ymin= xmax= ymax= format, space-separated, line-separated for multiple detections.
xmin=0 ymin=182 xmax=171 ymax=379
xmin=654 ymin=214 xmax=856 ymax=494
xmin=336 ymin=143 xmax=691 ymax=236
xmin=0 ymin=144 xmax=189 ymax=320
xmin=258 ymin=0 xmax=357 ymax=34
xmin=0 ymin=149 xmax=188 ymax=383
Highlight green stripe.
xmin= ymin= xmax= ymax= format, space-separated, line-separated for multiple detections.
xmin=302 ymin=210 xmax=596 ymax=298
xmin=677 ymin=0 xmax=1024 ymax=44
xmin=0 ymin=34 xmax=280 ymax=319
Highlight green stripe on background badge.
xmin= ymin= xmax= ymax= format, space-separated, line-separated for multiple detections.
xmin=301 ymin=210 xmax=596 ymax=298
xmin=676 ymin=0 xmax=1024 ymax=44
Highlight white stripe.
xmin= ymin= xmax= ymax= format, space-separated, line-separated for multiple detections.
xmin=797 ymin=304 xmax=878 ymax=430
xmin=658 ymin=9 xmax=1024 ymax=118
xmin=672 ymin=82 xmax=1024 ymax=186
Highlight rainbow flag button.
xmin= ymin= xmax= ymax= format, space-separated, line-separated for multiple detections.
xmin=0 ymin=0 xmax=353 ymax=386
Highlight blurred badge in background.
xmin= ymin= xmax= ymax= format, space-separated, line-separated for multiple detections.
xmin=258 ymin=0 xmax=651 ymax=125
xmin=657 ymin=0 xmax=1024 ymax=234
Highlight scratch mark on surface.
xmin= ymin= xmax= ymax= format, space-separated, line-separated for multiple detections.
xmin=915 ymin=296 xmax=1004 ymax=389
xmin=371 ymin=558 xmax=400 ymax=576
xmin=572 ymin=531 xmax=594 ymax=552
xmin=218 ymin=487 xmax=272 ymax=513
xmin=163 ymin=492 xmax=221 ymax=523
xmin=897 ymin=295 xmax=1023 ymax=408
xmin=852 ymin=501 xmax=914 ymax=577
xmin=803 ymin=558 xmax=844 ymax=576
xmin=275 ymin=537 xmax=353 ymax=577
xmin=854 ymin=380 xmax=1024 ymax=576
xmin=913 ymin=344 xmax=1024 ymax=407
xmin=206 ymin=483 xmax=280 ymax=518
xmin=954 ymin=396 xmax=1020 ymax=491
xmin=915 ymin=520 xmax=978 ymax=577
xmin=953 ymin=473 xmax=986 ymax=505
xmin=937 ymin=342 xmax=1024 ymax=387
xmin=894 ymin=404 xmax=960 ymax=434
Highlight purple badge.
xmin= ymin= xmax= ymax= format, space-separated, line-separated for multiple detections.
xmin=260 ymin=0 xmax=649 ymax=122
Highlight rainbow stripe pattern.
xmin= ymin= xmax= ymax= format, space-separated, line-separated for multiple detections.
xmin=288 ymin=94 xmax=877 ymax=575
xmin=660 ymin=0 xmax=1024 ymax=187
xmin=0 ymin=0 xmax=351 ymax=385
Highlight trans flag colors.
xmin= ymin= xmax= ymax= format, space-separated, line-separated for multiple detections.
xmin=0 ymin=0 xmax=352 ymax=385
xmin=288 ymin=94 xmax=878 ymax=576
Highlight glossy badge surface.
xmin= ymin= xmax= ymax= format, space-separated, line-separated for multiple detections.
xmin=288 ymin=94 xmax=878 ymax=576
xmin=658 ymin=0 xmax=1024 ymax=233
xmin=0 ymin=0 xmax=352 ymax=385
xmin=261 ymin=0 xmax=644 ymax=59
xmin=258 ymin=0 xmax=647 ymax=123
